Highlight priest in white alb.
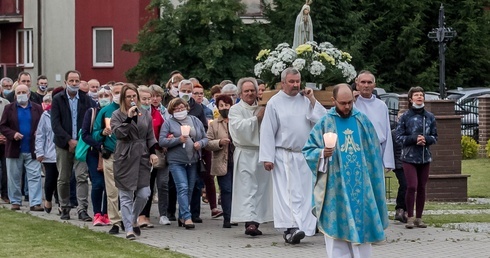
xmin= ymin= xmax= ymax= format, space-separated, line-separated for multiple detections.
xmin=259 ymin=67 xmax=326 ymax=244
xmin=229 ymin=77 xmax=273 ymax=237
xmin=353 ymin=70 xmax=395 ymax=170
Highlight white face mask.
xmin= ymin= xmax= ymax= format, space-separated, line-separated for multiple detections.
xmin=66 ymin=84 xmax=79 ymax=93
xmin=99 ymin=98 xmax=111 ymax=107
xmin=412 ymin=103 xmax=425 ymax=109
xmin=88 ymin=91 xmax=98 ymax=100
xmin=16 ymin=94 xmax=29 ymax=105
xmin=170 ymin=87 xmax=179 ymax=97
xmin=179 ymin=92 xmax=192 ymax=102
xmin=113 ymin=93 xmax=120 ymax=104
xmin=173 ymin=110 xmax=188 ymax=120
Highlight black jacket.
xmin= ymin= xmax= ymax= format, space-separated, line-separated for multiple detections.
xmin=395 ymin=107 xmax=437 ymax=164
xmin=51 ymin=90 xmax=96 ymax=149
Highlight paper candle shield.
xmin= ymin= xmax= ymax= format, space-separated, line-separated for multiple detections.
xmin=323 ymin=132 xmax=337 ymax=148
xmin=104 ymin=118 xmax=111 ymax=129
xmin=180 ymin=125 xmax=191 ymax=136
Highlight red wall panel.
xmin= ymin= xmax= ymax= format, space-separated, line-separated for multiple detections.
xmin=75 ymin=0 xmax=153 ymax=84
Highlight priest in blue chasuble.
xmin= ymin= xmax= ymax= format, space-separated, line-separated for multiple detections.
xmin=302 ymin=84 xmax=388 ymax=258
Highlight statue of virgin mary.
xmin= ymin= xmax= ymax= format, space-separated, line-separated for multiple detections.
xmin=293 ymin=2 xmax=313 ymax=49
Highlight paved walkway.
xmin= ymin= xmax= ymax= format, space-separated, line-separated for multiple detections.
xmin=3 ymin=200 xmax=490 ymax=258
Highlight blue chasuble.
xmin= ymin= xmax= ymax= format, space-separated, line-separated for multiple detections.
xmin=303 ymin=108 xmax=389 ymax=244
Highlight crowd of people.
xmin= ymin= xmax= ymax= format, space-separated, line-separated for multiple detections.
xmin=0 ymin=68 xmax=437 ymax=256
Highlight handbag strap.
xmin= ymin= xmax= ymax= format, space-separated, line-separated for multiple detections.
xmin=89 ymin=107 xmax=96 ymax=133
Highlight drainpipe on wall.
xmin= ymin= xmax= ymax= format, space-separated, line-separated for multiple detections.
xmin=37 ymin=0 xmax=42 ymax=75
xmin=16 ymin=0 xmax=20 ymax=14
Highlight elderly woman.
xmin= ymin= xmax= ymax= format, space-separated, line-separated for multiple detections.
xmin=137 ymin=85 xmax=170 ymax=227
xmin=111 ymin=84 xmax=159 ymax=240
xmin=205 ymin=94 xmax=235 ymax=228
xmin=35 ymin=94 xmax=59 ymax=213
xmin=395 ymin=86 xmax=437 ymax=229
xmin=81 ymin=86 xmax=112 ymax=226
xmin=159 ymin=98 xmax=208 ymax=229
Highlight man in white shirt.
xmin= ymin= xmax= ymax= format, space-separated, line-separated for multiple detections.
xmin=259 ymin=67 xmax=326 ymax=244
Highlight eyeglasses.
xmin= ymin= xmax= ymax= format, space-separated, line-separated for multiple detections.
xmin=174 ymin=106 xmax=187 ymax=112
xmin=193 ymin=92 xmax=204 ymax=96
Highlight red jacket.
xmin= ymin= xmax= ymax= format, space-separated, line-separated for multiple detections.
xmin=0 ymin=101 xmax=43 ymax=159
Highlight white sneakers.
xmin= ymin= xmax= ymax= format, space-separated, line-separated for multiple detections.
xmin=159 ymin=216 xmax=171 ymax=225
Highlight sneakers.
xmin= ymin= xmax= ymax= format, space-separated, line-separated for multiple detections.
xmin=93 ymin=213 xmax=107 ymax=226
xmin=284 ymin=228 xmax=305 ymax=244
xmin=405 ymin=217 xmax=415 ymax=229
xmin=102 ymin=214 xmax=111 ymax=225
xmin=414 ymin=218 xmax=428 ymax=228
xmin=159 ymin=216 xmax=171 ymax=225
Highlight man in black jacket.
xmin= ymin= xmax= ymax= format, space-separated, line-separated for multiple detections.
xmin=51 ymin=70 xmax=95 ymax=221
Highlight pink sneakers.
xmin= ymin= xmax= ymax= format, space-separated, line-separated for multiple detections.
xmin=102 ymin=214 xmax=111 ymax=225
xmin=93 ymin=213 xmax=107 ymax=226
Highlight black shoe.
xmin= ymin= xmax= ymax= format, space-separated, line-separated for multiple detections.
xmin=126 ymin=233 xmax=136 ymax=240
xmin=78 ymin=210 xmax=93 ymax=222
xmin=60 ymin=208 xmax=70 ymax=220
xmin=230 ymin=222 xmax=238 ymax=226
xmin=109 ymin=225 xmax=120 ymax=235
xmin=168 ymin=214 xmax=177 ymax=221
xmin=133 ymin=226 xmax=141 ymax=236
xmin=245 ymin=225 xmax=260 ymax=236
xmin=223 ymin=221 xmax=231 ymax=228
xmin=287 ymin=229 xmax=305 ymax=244
xmin=394 ymin=208 xmax=403 ymax=222
xmin=192 ymin=217 xmax=203 ymax=223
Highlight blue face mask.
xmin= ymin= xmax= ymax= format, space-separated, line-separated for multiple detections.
xmin=141 ymin=104 xmax=151 ymax=111
xmin=3 ymin=89 xmax=12 ymax=95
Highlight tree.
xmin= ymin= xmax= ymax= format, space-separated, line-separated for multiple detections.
xmin=124 ymin=0 xmax=270 ymax=87
xmin=264 ymin=0 xmax=490 ymax=92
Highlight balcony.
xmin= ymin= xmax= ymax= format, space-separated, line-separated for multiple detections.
xmin=0 ymin=0 xmax=22 ymax=23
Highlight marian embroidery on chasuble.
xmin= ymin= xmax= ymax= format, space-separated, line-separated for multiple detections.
xmin=335 ymin=119 xmax=365 ymax=235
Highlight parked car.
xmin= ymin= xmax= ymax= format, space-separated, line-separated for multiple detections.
xmin=447 ymin=87 xmax=490 ymax=140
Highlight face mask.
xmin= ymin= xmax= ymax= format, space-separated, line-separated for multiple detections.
xmin=16 ymin=94 xmax=28 ymax=105
xmin=412 ymin=103 xmax=425 ymax=109
xmin=88 ymin=91 xmax=98 ymax=100
xmin=170 ymin=87 xmax=179 ymax=97
xmin=141 ymin=104 xmax=151 ymax=111
xmin=173 ymin=110 xmax=188 ymax=120
xmin=179 ymin=92 xmax=192 ymax=102
xmin=3 ymin=89 xmax=12 ymax=95
xmin=219 ymin=109 xmax=229 ymax=118
xmin=66 ymin=84 xmax=79 ymax=93
xmin=99 ymin=98 xmax=111 ymax=107
xmin=42 ymin=103 xmax=52 ymax=111
xmin=38 ymin=85 xmax=48 ymax=92
xmin=113 ymin=94 xmax=120 ymax=104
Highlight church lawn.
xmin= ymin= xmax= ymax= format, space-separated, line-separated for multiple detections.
xmin=0 ymin=208 xmax=187 ymax=258
xmin=386 ymin=158 xmax=490 ymax=199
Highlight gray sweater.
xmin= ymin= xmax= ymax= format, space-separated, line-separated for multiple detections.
xmin=159 ymin=115 xmax=208 ymax=165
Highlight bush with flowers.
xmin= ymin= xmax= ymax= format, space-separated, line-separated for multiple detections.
xmin=254 ymin=41 xmax=356 ymax=88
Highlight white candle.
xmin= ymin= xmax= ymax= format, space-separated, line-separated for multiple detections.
xmin=323 ymin=132 xmax=337 ymax=162
xmin=181 ymin=125 xmax=191 ymax=148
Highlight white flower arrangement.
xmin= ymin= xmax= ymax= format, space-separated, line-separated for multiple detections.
xmin=254 ymin=41 xmax=357 ymax=88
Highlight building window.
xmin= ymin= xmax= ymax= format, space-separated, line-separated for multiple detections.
xmin=93 ymin=27 xmax=114 ymax=67
xmin=16 ymin=29 xmax=34 ymax=68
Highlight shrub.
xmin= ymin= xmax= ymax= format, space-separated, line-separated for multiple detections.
xmin=486 ymin=139 xmax=490 ymax=158
xmin=461 ymin=136 xmax=479 ymax=159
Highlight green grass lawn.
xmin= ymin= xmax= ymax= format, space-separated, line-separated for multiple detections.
xmin=386 ymin=158 xmax=490 ymax=199
xmin=0 ymin=208 xmax=188 ymax=258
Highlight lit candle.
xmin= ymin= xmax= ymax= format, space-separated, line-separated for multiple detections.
xmin=180 ymin=125 xmax=191 ymax=148
xmin=323 ymin=132 xmax=337 ymax=161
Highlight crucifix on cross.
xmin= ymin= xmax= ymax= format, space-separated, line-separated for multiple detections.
xmin=427 ymin=4 xmax=457 ymax=99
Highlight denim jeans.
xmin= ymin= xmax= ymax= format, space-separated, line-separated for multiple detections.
xmin=6 ymin=153 xmax=42 ymax=206
xmin=217 ymin=163 xmax=233 ymax=222
xmin=168 ymin=163 xmax=197 ymax=220
xmin=86 ymin=149 xmax=107 ymax=215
